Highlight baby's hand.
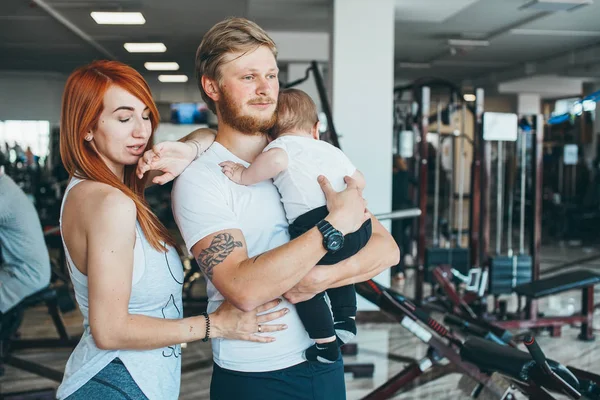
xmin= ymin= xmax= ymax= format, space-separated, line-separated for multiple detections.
xmin=219 ymin=161 xmax=247 ymax=185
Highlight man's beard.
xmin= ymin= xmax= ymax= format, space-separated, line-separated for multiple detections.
xmin=217 ymin=88 xmax=277 ymax=135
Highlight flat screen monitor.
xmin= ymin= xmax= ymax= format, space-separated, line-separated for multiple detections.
xmin=170 ymin=103 xmax=209 ymax=124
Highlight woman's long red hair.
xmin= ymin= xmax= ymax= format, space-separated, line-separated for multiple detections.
xmin=60 ymin=60 xmax=175 ymax=251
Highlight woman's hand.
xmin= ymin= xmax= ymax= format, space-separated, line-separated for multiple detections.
xmin=136 ymin=141 xmax=197 ymax=185
xmin=210 ymin=298 xmax=289 ymax=343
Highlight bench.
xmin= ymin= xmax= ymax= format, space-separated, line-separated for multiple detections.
xmin=496 ymin=269 xmax=600 ymax=341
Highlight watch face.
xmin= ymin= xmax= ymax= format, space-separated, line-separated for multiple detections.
xmin=327 ymin=233 xmax=344 ymax=252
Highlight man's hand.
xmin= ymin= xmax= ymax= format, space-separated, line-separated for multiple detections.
xmin=320 ymin=175 xmax=370 ymax=236
xmin=283 ymin=267 xmax=328 ymax=304
xmin=136 ymin=141 xmax=197 ymax=185
xmin=219 ymin=161 xmax=247 ymax=185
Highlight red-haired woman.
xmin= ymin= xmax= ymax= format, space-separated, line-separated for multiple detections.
xmin=57 ymin=60 xmax=287 ymax=399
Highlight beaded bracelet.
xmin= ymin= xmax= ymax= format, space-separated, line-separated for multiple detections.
xmin=201 ymin=311 xmax=210 ymax=342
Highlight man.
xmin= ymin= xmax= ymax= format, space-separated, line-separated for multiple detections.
xmin=171 ymin=17 xmax=399 ymax=400
xmin=0 ymin=169 xmax=51 ymax=319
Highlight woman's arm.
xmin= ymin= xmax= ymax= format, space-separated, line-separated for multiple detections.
xmin=140 ymin=128 xmax=217 ymax=186
xmin=85 ymin=189 xmax=287 ymax=350
xmin=219 ymin=148 xmax=288 ymax=185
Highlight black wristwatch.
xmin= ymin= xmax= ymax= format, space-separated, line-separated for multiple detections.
xmin=316 ymin=219 xmax=344 ymax=253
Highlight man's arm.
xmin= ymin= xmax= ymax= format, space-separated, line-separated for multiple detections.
xmin=192 ymin=227 xmax=326 ymax=312
xmin=219 ymin=148 xmax=288 ymax=185
xmin=189 ymin=176 xmax=369 ymax=312
xmin=283 ymin=215 xmax=399 ymax=304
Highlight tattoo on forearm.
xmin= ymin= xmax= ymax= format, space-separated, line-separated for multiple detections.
xmin=196 ymin=233 xmax=243 ymax=280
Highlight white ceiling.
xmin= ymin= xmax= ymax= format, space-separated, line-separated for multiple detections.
xmin=2 ymin=0 xmax=600 ymax=88
xmin=394 ymin=0 xmax=480 ymax=23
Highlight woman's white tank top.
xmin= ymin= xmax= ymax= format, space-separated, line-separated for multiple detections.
xmin=56 ymin=177 xmax=184 ymax=400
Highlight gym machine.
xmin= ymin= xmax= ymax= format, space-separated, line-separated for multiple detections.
xmin=433 ymin=113 xmax=600 ymax=340
xmin=393 ymin=81 xmax=482 ymax=304
xmin=355 ymin=279 xmax=600 ymax=399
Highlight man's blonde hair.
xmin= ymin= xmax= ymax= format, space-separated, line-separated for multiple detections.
xmin=269 ymin=88 xmax=318 ymax=140
xmin=195 ymin=17 xmax=277 ymax=113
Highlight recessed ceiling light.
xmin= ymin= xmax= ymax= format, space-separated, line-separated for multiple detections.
xmin=124 ymin=43 xmax=167 ymax=53
xmin=90 ymin=12 xmax=146 ymax=25
xmin=158 ymin=75 xmax=188 ymax=83
xmin=145 ymin=62 xmax=179 ymax=71
xmin=463 ymin=94 xmax=476 ymax=102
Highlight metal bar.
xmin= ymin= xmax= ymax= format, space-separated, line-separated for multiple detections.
xmin=361 ymin=363 xmax=423 ymax=400
xmin=520 ymin=133 xmax=527 ymax=254
xmin=496 ymin=142 xmax=504 ymax=255
xmin=572 ymin=163 xmax=577 ymax=200
xmin=559 ymin=155 xmax=564 ymax=196
xmin=433 ymin=103 xmax=442 ymax=246
xmin=495 ymin=315 xmax=587 ymax=330
xmin=541 ymin=253 xmax=600 ymax=276
xmin=477 ymin=89 xmax=490 ymax=267
xmin=527 ymin=116 xmax=544 ymax=321
xmin=4 ymin=355 xmax=64 ymax=382
xmin=32 ymin=0 xmax=117 ymax=59
xmin=448 ymin=100 xmax=456 ymax=247
xmin=457 ymin=104 xmax=467 ymax=247
xmin=310 ymin=61 xmax=341 ymax=149
xmin=469 ymin=90 xmax=482 ymax=267
xmin=507 ymin=142 xmax=515 ymax=257
xmin=579 ymin=286 xmax=594 ymax=341
xmin=416 ymin=86 xmax=430 ymax=303
xmin=283 ymin=66 xmax=311 ymax=88
xmin=375 ymin=208 xmax=422 ymax=221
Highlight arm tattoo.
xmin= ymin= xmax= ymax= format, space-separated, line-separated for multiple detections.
xmin=196 ymin=233 xmax=243 ymax=280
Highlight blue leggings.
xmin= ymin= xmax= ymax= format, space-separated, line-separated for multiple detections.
xmin=66 ymin=358 xmax=148 ymax=400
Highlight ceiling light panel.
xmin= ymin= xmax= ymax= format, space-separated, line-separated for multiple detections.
xmin=158 ymin=75 xmax=188 ymax=83
xmin=124 ymin=43 xmax=167 ymax=53
xmin=91 ymin=12 xmax=146 ymax=25
xmin=145 ymin=62 xmax=179 ymax=71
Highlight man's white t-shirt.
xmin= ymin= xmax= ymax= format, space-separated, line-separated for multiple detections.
xmin=264 ymin=135 xmax=356 ymax=224
xmin=171 ymin=142 xmax=313 ymax=372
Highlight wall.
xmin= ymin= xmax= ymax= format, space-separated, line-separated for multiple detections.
xmin=0 ymin=71 xmax=67 ymax=124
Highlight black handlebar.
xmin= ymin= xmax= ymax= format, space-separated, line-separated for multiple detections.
xmin=524 ymin=336 xmax=549 ymax=371
xmin=524 ymin=336 xmax=582 ymax=400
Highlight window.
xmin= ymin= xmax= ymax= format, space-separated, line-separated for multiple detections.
xmin=0 ymin=120 xmax=50 ymax=164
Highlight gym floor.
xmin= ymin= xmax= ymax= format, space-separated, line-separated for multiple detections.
xmin=2 ymin=243 xmax=600 ymax=399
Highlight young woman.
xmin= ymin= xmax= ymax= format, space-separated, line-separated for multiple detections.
xmin=57 ymin=60 xmax=288 ymax=399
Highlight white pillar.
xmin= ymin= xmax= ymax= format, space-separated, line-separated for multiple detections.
xmin=331 ymin=0 xmax=395 ymax=307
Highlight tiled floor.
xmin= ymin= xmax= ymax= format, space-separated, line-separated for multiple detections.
xmin=2 ymin=242 xmax=600 ymax=399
